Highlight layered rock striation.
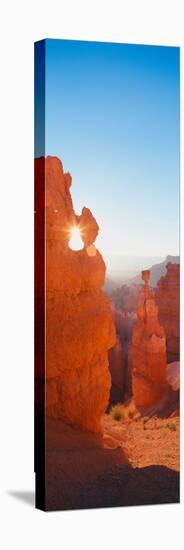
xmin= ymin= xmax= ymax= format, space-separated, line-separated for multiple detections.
xmin=44 ymin=156 xmax=115 ymax=432
xmin=129 ymin=270 xmax=167 ymax=409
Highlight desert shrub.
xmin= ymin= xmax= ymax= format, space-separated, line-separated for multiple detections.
xmin=143 ymin=416 xmax=150 ymax=430
xmin=166 ymin=422 xmax=176 ymax=432
xmin=111 ymin=404 xmax=125 ymax=422
xmin=143 ymin=416 xmax=149 ymax=423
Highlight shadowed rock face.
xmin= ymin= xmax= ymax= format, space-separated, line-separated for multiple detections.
xmin=108 ymin=307 xmax=126 ymax=404
xmin=45 ymin=156 xmax=115 ymax=432
xmin=129 ymin=271 xmax=167 ymax=409
xmin=108 ymin=336 xmax=125 ymax=404
xmin=155 ymin=263 xmax=180 ymax=363
xmin=167 ymin=361 xmax=180 ymax=391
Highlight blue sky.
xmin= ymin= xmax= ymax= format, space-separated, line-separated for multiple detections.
xmin=43 ymin=39 xmax=179 ymax=273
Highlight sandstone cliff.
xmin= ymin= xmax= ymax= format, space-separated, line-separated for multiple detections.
xmin=44 ymin=156 xmax=115 ymax=432
xmin=129 ymin=270 xmax=167 ymax=409
xmin=155 ymin=262 xmax=180 ymax=363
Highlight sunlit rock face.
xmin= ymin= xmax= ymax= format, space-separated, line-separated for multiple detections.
xmin=129 ymin=270 xmax=167 ymax=409
xmin=155 ymin=263 xmax=180 ymax=363
xmin=45 ymin=156 xmax=115 ymax=432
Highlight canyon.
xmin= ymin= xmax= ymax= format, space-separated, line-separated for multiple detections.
xmin=35 ymin=155 xmax=179 ymax=510
xmin=41 ymin=158 xmax=180 ymax=422
xmin=107 ymin=261 xmax=180 ymax=409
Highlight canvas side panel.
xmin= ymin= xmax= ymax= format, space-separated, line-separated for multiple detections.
xmin=34 ymin=40 xmax=46 ymax=511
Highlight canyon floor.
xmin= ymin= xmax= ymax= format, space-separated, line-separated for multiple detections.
xmin=45 ymin=412 xmax=179 ymax=511
xmin=103 ymin=413 xmax=179 ymax=472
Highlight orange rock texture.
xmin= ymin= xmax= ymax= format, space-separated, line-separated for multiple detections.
xmin=45 ymin=156 xmax=115 ymax=432
xmin=155 ymin=263 xmax=180 ymax=363
xmin=129 ymin=270 xmax=167 ymax=409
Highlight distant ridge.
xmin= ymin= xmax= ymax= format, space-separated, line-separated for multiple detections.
xmin=127 ymin=255 xmax=180 ymax=287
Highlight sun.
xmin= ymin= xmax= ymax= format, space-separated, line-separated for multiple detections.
xmin=69 ymin=226 xmax=83 ymax=251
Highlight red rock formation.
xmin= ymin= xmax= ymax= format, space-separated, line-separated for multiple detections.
xmin=78 ymin=206 xmax=99 ymax=246
xmin=44 ymin=156 xmax=115 ymax=432
xmin=108 ymin=306 xmax=138 ymax=403
xmin=167 ymin=362 xmax=180 ymax=391
xmin=129 ymin=270 xmax=167 ymax=409
xmin=155 ymin=263 xmax=180 ymax=363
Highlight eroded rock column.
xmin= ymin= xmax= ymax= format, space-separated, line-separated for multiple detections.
xmin=155 ymin=262 xmax=180 ymax=363
xmin=129 ymin=270 xmax=167 ymax=409
xmin=45 ymin=156 xmax=115 ymax=432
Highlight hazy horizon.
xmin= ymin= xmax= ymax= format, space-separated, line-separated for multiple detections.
xmin=36 ymin=39 xmax=180 ymax=265
xmin=104 ymin=252 xmax=179 ymax=281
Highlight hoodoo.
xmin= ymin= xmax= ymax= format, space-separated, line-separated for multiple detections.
xmin=38 ymin=156 xmax=116 ymax=432
xmin=155 ymin=262 xmax=180 ymax=363
xmin=129 ymin=270 xmax=167 ymax=409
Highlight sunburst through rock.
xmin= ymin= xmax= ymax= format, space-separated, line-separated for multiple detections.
xmin=69 ymin=226 xmax=83 ymax=251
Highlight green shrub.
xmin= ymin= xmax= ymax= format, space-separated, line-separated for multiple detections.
xmin=143 ymin=416 xmax=149 ymax=429
xmin=111 ymin=404 xmax=125 ymax=422
xmin=166 ymin=422 xmax=176 ymax=432
xmin=143 ymin=416 xmax=149 ymax=424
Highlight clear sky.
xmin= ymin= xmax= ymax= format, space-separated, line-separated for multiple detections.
xmin=43 ymin=39 xmax=180 ymax=273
